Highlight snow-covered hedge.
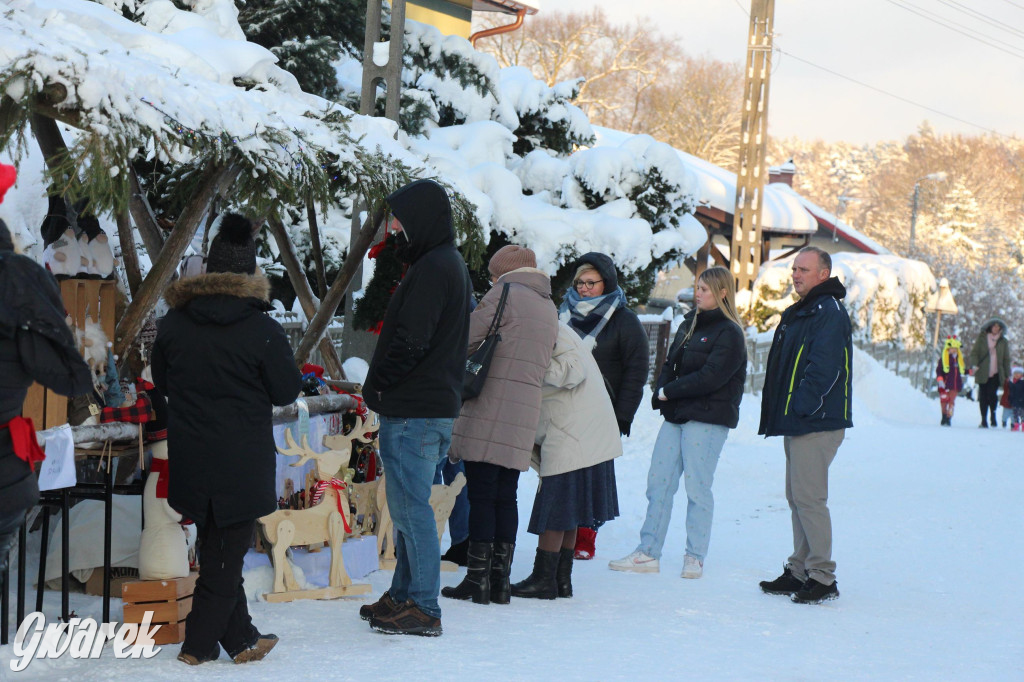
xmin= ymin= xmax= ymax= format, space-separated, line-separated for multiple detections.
xmin=747 ymin=253 xmax=937 ymax=350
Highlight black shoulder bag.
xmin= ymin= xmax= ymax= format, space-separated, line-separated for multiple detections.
xmin=462 ymin=283 xmax=510 ymax=401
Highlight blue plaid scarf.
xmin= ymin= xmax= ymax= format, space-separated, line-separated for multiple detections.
xmin=559 ymin=287 xmax=627 ymax=348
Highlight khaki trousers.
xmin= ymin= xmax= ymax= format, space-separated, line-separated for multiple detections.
xmin=783 ymin=429 xmax=844 ymax=586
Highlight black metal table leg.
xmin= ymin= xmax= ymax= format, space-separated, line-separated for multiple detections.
xmin=17 ymin=521 xmax=27 ymax=624
xmin=1 ymin=553 xmax=9 ymax=645
xmin=103 ymin=459 xmax=113 ymax=623
xmin=36 ymin=506 xmax=49 ymax=613
xmin=61 ymin=489 xmax=69 ymax=621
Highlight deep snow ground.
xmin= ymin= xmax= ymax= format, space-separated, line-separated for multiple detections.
xmin=3 ymin=349 xmax=1022 ymax=680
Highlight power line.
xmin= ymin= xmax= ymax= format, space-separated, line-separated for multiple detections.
xmin=934 ymin=0 xmax=1024 ymax=41
xmin=998 ymin=0 xmax=1024 ymax=11
xmin=883 ymin=0 xmax=1024 ymax=61
xmin=776 ymin=49 xmax=1015 ymax=140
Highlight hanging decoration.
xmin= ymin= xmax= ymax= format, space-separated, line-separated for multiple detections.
xmin=351 ymin=232 xmax=406 ymax=334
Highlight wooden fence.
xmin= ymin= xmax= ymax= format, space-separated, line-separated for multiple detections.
xmin=742 ymin=336 xmax=937 ymax=397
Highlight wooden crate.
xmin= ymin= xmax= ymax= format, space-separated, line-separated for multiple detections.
xmin=121 ymin=573 xmax=198 ymax=645
xmin=21 ymin=278 xmax=118 ymax=429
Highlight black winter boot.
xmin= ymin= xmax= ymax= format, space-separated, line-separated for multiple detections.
xmin=441 ymin=541 xmax=492 ymax=604
xmin=490 ymin=541 xmax=515 ymax=604
xmin=556 ymin=547 xmax=574 ymax=598
xmin=441 ymin=538 xmax=469 ymax=567
xmin=511 ymin=548 xmax=559 ymax=600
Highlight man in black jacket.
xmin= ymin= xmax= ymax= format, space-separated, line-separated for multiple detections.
xmin=758 ymin=246 xmax=853 ymax=605
xmin=153 ymin=213 xmax=301 ymax=664
xmin=360 ymin=180 xmax=471 ymax=636
xmin=0 ymin=207 xmax=92 ymax=574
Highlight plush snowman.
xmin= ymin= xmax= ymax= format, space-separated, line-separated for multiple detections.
xmin=139 ymin=439 xmax=193 ymax=580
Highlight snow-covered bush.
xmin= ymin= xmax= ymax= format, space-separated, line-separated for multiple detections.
xmin=749 ymin=253 xmax=937 ymax=350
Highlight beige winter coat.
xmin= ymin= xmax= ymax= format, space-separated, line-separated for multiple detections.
xmin=451 ymin=268 xmax=559 ymax=471
xmin=532 ymin=323 xmax=623 ymax=477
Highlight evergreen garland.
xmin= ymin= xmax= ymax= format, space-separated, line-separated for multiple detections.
xmin=352 ymin=233 xmax=404 ymax=332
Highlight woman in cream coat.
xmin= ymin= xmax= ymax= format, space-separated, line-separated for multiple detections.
xmin=511 ymin=323 xmax=622 ymax=600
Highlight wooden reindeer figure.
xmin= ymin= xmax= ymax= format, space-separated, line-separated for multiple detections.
xmin=375 ymin=472 xmax=467 ymax=572
xmin=346 ymin=479 xmax=381 ymax=535
xmin=257 ymin=411 xmax=378 ymax=602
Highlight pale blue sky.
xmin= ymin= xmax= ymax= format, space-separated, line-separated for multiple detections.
xmin=535 ymin=0 xmax=1024 ymax=143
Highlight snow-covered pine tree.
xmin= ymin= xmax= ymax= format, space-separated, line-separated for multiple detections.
xmin=236 ymin=0 xmax=364 ymax=100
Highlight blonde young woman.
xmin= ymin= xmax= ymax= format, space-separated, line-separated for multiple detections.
xmin=609 ymin=266 xmax=746 ymax=578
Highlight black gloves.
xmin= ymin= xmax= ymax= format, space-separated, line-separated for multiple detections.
xmin=618 ymin=419 xmax=631 ymax=437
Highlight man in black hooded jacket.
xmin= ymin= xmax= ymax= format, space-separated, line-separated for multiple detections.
xmin=361 ymin=179 xmax=471 ymax=636
xmin=758 ymin=246 xmax=853 ymax=605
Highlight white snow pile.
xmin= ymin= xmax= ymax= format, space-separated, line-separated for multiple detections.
xmin=4 ymin=344 xmax=1023 ymax=680
xmin=373 ymin=20 xmax=707 ymax=273
xmin=2 ymin=2 xmax=707 ymax=280
xmin=748 ymin=252 xmax=937 ymax=348
xmin=0 ymin=0 xmax=405 ymax=180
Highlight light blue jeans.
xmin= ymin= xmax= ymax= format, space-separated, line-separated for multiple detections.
xmin=637 ymin=421 xmax=729 ymax=562
xmin=378 ymin=416 xmax=454 ymax=619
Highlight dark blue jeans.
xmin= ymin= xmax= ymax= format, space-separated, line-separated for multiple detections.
xmin=378 ymin=416 xmax=454 ymax=619
xmin=434 ymin=457 xmax=468 ymax=545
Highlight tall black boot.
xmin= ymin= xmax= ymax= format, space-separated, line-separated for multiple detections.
xmin=490 ymin=542 xmax=515 ymax=605
xmin=510 ymin=548 xmax=559 ymax=600
xmin=556 ymin=547 xmax=574 ymax=598
xmin=441 ymin=541 xmax=492 ymax=604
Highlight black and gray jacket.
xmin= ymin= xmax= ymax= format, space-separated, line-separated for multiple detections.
xmin=758 ymin=277 xmax=854 ymax=437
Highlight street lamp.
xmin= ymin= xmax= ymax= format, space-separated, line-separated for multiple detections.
xmin=908 ymin=172 xmax=947 ymax=254
xmin=925 ymin=277 xmax=958 ymax=348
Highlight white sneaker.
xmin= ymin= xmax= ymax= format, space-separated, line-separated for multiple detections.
xmin=681 ymin=555 xmax=703 ymax=579
xmin=608 ymin=550 xmax=660 ymax=573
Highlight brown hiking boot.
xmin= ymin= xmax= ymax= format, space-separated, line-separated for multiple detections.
xmin=232 ymin=634 xmax=279 ymax=664
xmin=370 ymin=600 xmax=442 ymax=636
xmin=360 ymin=590 xmax=400 ymax=622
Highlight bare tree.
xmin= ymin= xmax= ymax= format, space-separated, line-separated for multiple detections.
xmin=475 ymin=9 xmax=742 ymax=166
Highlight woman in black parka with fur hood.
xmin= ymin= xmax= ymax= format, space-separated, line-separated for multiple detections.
xmin=152 ymin=213 xmax=301 ymax=665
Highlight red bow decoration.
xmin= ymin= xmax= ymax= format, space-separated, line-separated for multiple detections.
xmin=149 ymin=457 xmax=170 ymax=499
xmin=310 ymin=478 xmax=351 ymax=533
xmin=2 ymin=416 xmax=46 ymax=471
xmin=0 ymin=163 xmax=16 ymax=204
xmin=367 ymin=240 xmax=389 ymax=259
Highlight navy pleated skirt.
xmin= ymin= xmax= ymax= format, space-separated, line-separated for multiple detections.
xmin=527 ymin=458 xmax=619 ymax=534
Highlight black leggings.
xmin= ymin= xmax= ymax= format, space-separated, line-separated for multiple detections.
xmin=464 ymin=461 xmax=520 ymax=544
xmin=978 ymin=380 xmax=999 ymax=423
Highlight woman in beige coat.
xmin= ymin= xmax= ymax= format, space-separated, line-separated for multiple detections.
xmin=444 ymin=245 xmax=559 ymax=605
xmin=511 ymin=323 xmax=622 ymax=600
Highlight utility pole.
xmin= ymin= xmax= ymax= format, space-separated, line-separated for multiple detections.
xmin=341 ymin=0 xmax=406 ymax=362
xmin=730 ymin=0 xmax=776 ymax=292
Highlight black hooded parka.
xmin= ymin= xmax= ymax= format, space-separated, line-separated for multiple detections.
xmin=152 ymin=272 xmax=301 ymax=527
xmin=363 ymin=180 xmax=472 ymax=419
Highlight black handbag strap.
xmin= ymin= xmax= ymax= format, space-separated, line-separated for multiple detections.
xmin=483 ymin=283 xmax=511 ymax=338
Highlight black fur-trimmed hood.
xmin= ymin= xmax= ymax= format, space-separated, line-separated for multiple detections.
xmin=164 ymin=271 xmax=272 ymax=326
